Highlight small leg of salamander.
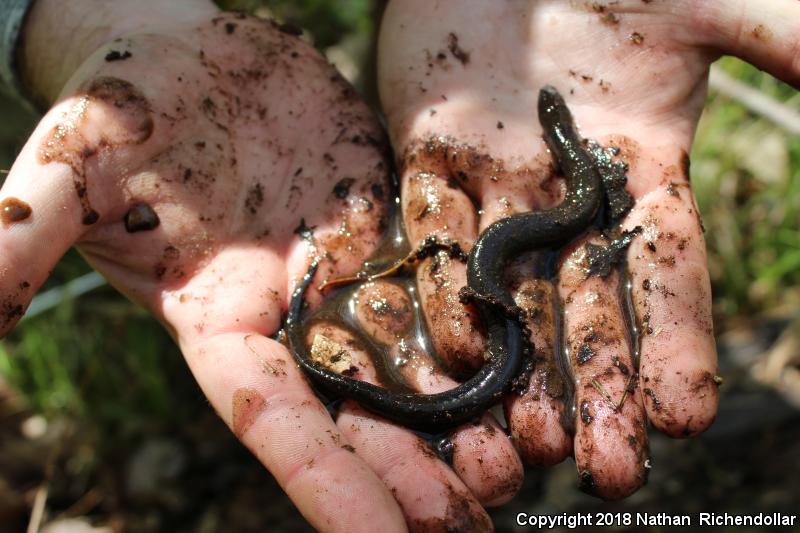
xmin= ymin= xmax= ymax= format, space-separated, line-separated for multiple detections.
xmin=287 ymin=85 xmax=605 ymax=432
xmin=318 ymin=235 xmax=467 ymax=291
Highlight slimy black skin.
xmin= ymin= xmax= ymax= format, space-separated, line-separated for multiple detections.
xmin=467 ymin=85 xmax=603 ymax=307
xmin=287 ymin=86 xmax=603 ymax=432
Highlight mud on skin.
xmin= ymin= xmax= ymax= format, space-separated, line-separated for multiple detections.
xmin=124 ymin=202 xmax=160 ymax=233
xmin=0 ymin=198 xmax=33 ymax=225
xmin=38 ymin=77 xmax=154 ymax=226
xmin=29 ymin=11 xmax=393 ymax=296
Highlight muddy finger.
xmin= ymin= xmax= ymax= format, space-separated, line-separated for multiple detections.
xmin=353 ymin=279 xmax=523 ymax=507
xmin=624 ymin=178 xmax=718 ymax=437
xmin=503 ymin=253 xmax=573 ymax=467
xmin=559 ymin=236 xmax=649 ymax=500
xmin=306 ymin=309 xmax=493 ymax=529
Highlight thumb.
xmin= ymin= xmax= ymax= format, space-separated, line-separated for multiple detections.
xmin=0 ymin=95 xmax=113 ymax=335
xmin=693 ymin=0 xmax=800 ymax=86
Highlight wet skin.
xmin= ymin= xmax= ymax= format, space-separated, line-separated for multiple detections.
xmin=287 ymin=86 xmax=605 ymax=431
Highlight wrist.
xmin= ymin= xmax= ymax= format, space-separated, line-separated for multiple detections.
xmin=19 ymin=0 xmax=219 ymax=107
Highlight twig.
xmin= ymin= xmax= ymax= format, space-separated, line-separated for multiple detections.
xmin=591 ymin=379 xmax=617 ymax=410
xmin=58 ymin=487 xmax=104 ymax=519
xmin=616 ymin=374 xmax=637 ymax=411
xmin=27 ymin=445 xmax=58 ymax=533
xmin=709 ymin=65 xmax=800 ymax=136
xmin=26 ymin=484 xmax=48 ymax=533
xmin=26 ymin=424 xmax=62 ymax=533
xmin=22 ymin=271 xmax=107 ymax=322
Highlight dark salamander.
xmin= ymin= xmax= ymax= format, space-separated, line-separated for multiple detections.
xmin=287 ymin=86 xmax=603 ymax=432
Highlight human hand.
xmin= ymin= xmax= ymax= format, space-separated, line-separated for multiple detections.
xmin=378 ymin=0 xmax=800 ymax=500
xmin=1 ymin=1 xmax=413 ymax=530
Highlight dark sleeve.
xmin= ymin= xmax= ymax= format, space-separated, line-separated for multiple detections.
xmin=0 ymin=0 xmax=35 ymax=108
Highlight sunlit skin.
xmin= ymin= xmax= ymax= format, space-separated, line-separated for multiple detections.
xmin=0 ymin=0 xmax=798 ymax=531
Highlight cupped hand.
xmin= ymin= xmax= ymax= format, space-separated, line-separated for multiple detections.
xmin=0 ymin=3 xmax=433 ymax=531
xmin=378 ymin=0 xmax=800 ymax=500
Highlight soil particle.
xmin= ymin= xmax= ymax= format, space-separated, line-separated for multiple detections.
xmin=681 ymin=150 xmax=691 ymax=181
xmin=310 ymin=334 xmax=354 ymax=375
xmin=601 ymin=12 xmax=620 ymax=24
xmin=612 ymin=355 xmax=630 ymax=375
xmin=586 ymin=141 xmax=634 ymax=224
xmin=578 ymin=470 xmax=595 ymax=495
xmin=294 ymin=218 xmax=315 ymax=240
xmin=409 ymin=482 xmax=491 ymax=533
xmin=666 ymin=181 xmax=681 ymax=198
xmin=105 ymin=50 xmax=132 ymax=62
xmin=580 ymin=401 xmax=593 ymax=424
xmin=643 ymin=387 xmax=662 ymax=411
xmin=585 ymin=228 xmax=641 ymax=278
xmin=245 ymin=184 xmax=264 ymax=215
xmin=1 ymin=299 xmax=24 ymax=328
xmin=124 ymin=203 xmax=160 ymax=232
xmin=447 ymin=32 xmax=470 ymax=65
xmin=371 ymin=183 xmax=385 ymax=201
xmin=0 ymin=198 xmax=32 ymax=225
xmin=577 ymin=343 xmax=596 ymax=365
xmin=333 ymin=177 xmax=355 ymax=199
xmin=163 ymin=245 xmax=180 ymax=260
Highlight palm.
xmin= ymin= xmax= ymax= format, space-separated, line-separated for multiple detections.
xmin=4 ymin=12 xmax=405 ymax=531
xmin=377 ymin=0 xmax=737 ymax=499
xmin=54 ymin=16 xmax=390 ymax=329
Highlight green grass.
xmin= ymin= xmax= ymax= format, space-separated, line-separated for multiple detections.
xmin=0 ymin=284 xmax=191 ymax=440
xmin=693 ymin=57 xmax=800 ymax=321
xmin=219 ymin=0 xmax=375 ymax=50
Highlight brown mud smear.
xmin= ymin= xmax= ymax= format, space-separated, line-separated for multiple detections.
xmin=39 ymin=77 xmax=154 ymax=225
xmin=0 ymin=198 xmax=32 ymax=225
xmin=232 ymin=388 xmax=268 ymax=438
xmin=124 ymin=203 xmax=160 ymax=232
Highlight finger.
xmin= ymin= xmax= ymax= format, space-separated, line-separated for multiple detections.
xmin=178 ymin=331 xmax=407 ymax=533
xmin=0 ymin=97 xmax=115 ymax=335
xmin=559 ymin=236 xmax=649 ymax=500
xmin=503 ymin=254 xmax=573 ymax=467
xmin=353 ymin=279 xmax=523 ymax=507
xmin=400 ymin=143 xmax=484 ymax=375
xmin=473 ymin=155 xmax=574 ymax=469
xmin=305 ymin=303 xmax=493 ymax=528
xmin=338 ymin=404 xmax=493 ymax=532
xmin=693 ymin=0 xmax=800 ymax=86
xmin=621 ymin=146 xmax=719 ymax=437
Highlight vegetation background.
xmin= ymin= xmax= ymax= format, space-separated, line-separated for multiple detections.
xmin=1 ymin=1 xmax=798 ymax=531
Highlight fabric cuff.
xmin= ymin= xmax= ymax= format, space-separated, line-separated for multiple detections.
xmin=0 ymin=0 xmax=35 ymax=109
